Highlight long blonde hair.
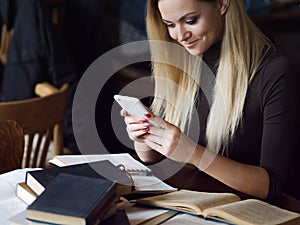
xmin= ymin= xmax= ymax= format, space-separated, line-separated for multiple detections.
xmin=146 ymin=0 xmax=274 ymax=154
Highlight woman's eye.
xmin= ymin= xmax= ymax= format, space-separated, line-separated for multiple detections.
xmin=186 ymin=18 xmax=197 ymax=25
xmin=166 ymin=23 xmax=175 ymax=28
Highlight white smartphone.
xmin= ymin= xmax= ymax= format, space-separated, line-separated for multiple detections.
xmin=114 ymin=95 xmax=159 ymax=127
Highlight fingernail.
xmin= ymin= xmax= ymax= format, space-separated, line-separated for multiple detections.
xmin=144 ymin=114 xmax=151 ymax=118
xmin=143 ymin=128 xmax=149 ymax=132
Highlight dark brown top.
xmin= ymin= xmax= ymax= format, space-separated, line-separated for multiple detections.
xmin=197 ymin=43 xmax=300 ymax=201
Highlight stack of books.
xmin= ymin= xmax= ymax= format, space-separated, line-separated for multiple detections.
xmin=16 ymin=160 xmax=134 ymax=205
xmin=16 ymin=160 xmax=134 ymax=225
xmin=15 ymin=154 xmax=177 ymax=224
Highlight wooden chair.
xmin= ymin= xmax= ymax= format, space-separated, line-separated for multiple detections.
xmin=0 ymin=83 xmax=68 ymax=168
xmin=0 ymin=24 xmax=14 ymax=64
xmin=0 ymin=120 xmax=24 ymax=174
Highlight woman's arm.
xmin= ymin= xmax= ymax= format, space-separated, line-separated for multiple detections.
xmin=143 ymin=117 xmax=270 ymax=199
xmin=122 ymin=107 xmax=270 ymax=198
xmin=189 ymin=146 xmax=269 ymax=199
xmin=134 ymin=141 xmax=164 ymax=164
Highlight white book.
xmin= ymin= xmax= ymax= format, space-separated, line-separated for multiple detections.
xmin=16 ymin=182 xmax=37 ymax=205
xmin=49 ymin=153 xmax=177 ymax=193
xmin=49 ymin=153 xmax=151 ymax=172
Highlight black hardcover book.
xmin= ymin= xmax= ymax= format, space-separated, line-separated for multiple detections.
xmin=25 ymin=160 xmax=133 ymax=196
xmin=26 ymin=173 xmax=118 ymax=225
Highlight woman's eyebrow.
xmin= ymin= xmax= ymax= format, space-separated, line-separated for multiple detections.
xmin=162 ymin=11 xmax=199 ymax=24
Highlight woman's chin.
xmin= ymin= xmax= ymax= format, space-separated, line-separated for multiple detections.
xmin=186 ymin=48 xmax=203 ymax=56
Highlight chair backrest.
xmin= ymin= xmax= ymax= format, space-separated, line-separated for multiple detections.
xmin=0 ymin=24 xmax=14 ymax=64
xmin=0 ymin=120 xmax=24 ymax=174
xmin=0 ymin=83 xmax=68 ymax=168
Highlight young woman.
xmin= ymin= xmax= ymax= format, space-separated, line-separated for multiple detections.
xmin=121 ymin=0 xmax=299 ymax=201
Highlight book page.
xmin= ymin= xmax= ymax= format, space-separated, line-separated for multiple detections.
xmin=49 ymin=153 xmax=151 ymax=172
xmin=0 ymin=169 xmax=40 ymax=225
xmin=136 ymin=190 xmax=240 ymax=215
xmin=0 ymin=198 xmax=27 ymax=225
xmin=161 ymin=213 xmax=224 ymax=225
xmin=132 ymin=175 xmax=177 ymax=193
xmin=8 ymin=211 xmax=49 ymax=225
xmin=125 ymin=203 xmax=171 ymax=225
xmin=204 ymin=199 xmax=300 ymax=225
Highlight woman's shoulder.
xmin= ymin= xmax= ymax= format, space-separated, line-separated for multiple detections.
xmin=257 ymin=51 xmax=297 ymax=84
xmin=254 ymin=51 xmax=300 ymax=101
xmin=261 ymin=51 xmax=290 ymax=72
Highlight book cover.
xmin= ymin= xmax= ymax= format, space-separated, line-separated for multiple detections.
xmin=26 ymin=173 xmax=118 ymax=225
xmin=25 ymin=160 xmax=133 ymax=196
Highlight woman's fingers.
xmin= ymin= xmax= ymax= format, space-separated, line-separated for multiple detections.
xmin=146 ymin=116 xmax=166 ymax=129
xmin=121 ymin=112 xmax=150 ymax=141
xmin=120 ymin=109 xmax=130 ymax=117
xmin=144 ymin=138 xmax=163 ymax=151
xmin=145 ymin=132 xmax=163 ymax=144
xmin=127 ymin=122 xmax=149 ymax=133
xmin=124 ymin=115 xmax=147 ymax=126
xmin=121 ymin=109 xmax=169 ymax=144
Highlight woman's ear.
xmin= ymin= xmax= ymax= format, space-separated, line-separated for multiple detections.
xmin=218 ymin=0 xmax=230 ymax=16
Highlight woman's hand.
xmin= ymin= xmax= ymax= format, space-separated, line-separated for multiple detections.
xmin=142 ymin=115 xmax=200 ymax=164
xmin=120 ymin=109 xmax=150 ymax=142
xmin=120 ymin=109 xmax=200 ymax=164
xmin=120 ymin=109 xmax=164 ymax=163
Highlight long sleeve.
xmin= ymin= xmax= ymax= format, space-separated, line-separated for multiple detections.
xmin=259 ymin=55 xmax=299 ymax=200
xmin=199 ymin=47 xmax=300 ymax=200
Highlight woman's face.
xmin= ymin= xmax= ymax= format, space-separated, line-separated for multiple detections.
xmin=158 ymin=0 xmax=225 ymax=56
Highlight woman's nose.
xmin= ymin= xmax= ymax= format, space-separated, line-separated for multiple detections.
xmin=177 ymin=26 xmax=191 ymax=42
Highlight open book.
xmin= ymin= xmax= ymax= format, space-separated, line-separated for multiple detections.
xmin=134 ymin=189 xmax=300 ymax=225
xmin=49 ymin=153 xmax=177 ymax=194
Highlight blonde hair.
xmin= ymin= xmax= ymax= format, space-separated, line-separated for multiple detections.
xmin=146 ymin=0 xmax=274 ymax=154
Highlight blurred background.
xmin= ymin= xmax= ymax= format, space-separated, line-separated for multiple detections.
xmin=0 ymin=0 xmax=299 ymax=155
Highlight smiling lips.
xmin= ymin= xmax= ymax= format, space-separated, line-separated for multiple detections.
xmin=183 ymin=39 xmax=199 ymax=48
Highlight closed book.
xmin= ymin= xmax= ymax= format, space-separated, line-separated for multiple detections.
xmin=25 ymin=160 xmax=133 ymax=196
xmin=16 ymin=182 xmax=38 ymax=205
xmin=26 ymin=173 xmax=118 ymax=225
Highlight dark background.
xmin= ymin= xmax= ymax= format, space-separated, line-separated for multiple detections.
xmin=1 ymin=0 xmax=299 ymax=155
